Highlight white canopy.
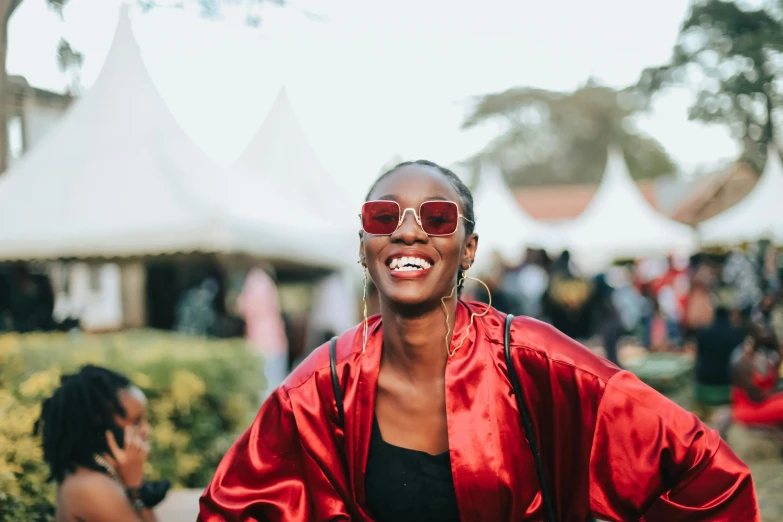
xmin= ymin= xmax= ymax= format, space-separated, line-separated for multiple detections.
xmin=230 ymin=87 xmax=358 ymax=257
xmin=471 ymin=162 xmax=562 ymax=274
xmin=698 ymin=145 xmax=783 ymax=245
xmin=561 ymin=146 xmax=696 ymax=272
xmin=0 ymin=6 xmax=348 ymax=268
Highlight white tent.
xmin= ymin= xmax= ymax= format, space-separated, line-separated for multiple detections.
xmin=471 ymin=162 xmax=562 ymax=274
xmin=698 ymin=145 xmax=783 ymax=245
xmin=230 ymin=87 xmax=359 ymax=254
xmin=561 ymin=146 xmax=696 ymax=272
xmin=0 ymin=6 xmax=348 ymax=267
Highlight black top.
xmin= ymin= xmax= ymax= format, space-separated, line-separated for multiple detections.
xmin=364 ymin=416 xmax=460 ymax=522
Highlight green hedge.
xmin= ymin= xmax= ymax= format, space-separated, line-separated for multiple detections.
xmin=0 ymin=330 xmax=263 ymax=521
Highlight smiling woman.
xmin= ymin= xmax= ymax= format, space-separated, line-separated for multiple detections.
xmin=359 ymin=162 xmax=476 ymax=312
xmin=199 ymin=160 xmax=760 ymax=521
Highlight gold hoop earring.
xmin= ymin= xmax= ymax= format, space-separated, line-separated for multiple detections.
xmin=440 ymin=270 xmax=467 ymax=356
xmin=451 ymin=274 xmax=491 ymax=354
xmin=440 ymin=269 xmax=492 ymax=356
xmin=362 ymin=267 xmax=369 ymax=354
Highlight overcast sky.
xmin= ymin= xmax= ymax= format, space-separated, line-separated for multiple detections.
xmin=8 ymin=0 xmax=742 ymax=201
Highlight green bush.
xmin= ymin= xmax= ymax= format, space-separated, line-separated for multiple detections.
xmin=0 ymin=330 xmax=263 ymax=521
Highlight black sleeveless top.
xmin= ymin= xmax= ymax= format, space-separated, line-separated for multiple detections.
xmin=364 ymin=415 xmax=460 ymax=522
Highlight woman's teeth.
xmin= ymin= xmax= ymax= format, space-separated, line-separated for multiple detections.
xmin=389 ymin=256 xmax=432 ymax=271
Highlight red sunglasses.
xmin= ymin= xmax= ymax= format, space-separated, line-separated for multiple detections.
xmin=360 ymin=200 xmax=472 ymax=236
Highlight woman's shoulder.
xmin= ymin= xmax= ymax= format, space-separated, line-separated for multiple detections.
xmin=59 ymin=467 xmax=145 ymax=521
xmin=59 ymin=467 xmax=124 ymax=501
xmin=472 ymin=304 xmax=621 ymax=383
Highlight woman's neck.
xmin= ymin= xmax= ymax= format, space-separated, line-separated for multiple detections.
xmin=379 ymin=297 xmax=459 ymax=383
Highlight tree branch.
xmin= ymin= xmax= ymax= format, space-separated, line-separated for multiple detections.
xmin=137 ymin=0 xmax=185 ymax=13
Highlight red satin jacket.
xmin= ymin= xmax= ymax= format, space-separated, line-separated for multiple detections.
xmin=199 ymin=301 xmax=759 ymax=521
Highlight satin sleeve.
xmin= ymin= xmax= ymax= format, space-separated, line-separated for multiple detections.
xmin=198 ymin=388 xmax=313 ymax=522
xmin=588 ymin=371 xmax=760 ymax=521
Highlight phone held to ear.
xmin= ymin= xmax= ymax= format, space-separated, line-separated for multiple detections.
xmin=110 ymin=421 xmax=125 ymax=448
xmin=98 ymin=421 xmax=125 ymax=455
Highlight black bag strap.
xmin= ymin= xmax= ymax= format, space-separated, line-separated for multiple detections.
xmin=329 ymin=336 xmax=345 ymax=429
xmin=504 ymin=314 xmax=558 ymax=522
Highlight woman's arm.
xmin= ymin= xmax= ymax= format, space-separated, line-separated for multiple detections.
xmin=589 ymin=371 xmax=759 ymax=521
xmin=198 ymin=388 xmax=318 ymax=522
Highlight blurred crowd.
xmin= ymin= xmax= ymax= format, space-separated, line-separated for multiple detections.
xmin=464 ymin=241 xmax=783 ymax=370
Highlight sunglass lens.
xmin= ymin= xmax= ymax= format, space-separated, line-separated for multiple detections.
xmin=362 ymin=201 xmax=400 ymax=234
xmin=420 ymin=201 xmax=459 ymax=235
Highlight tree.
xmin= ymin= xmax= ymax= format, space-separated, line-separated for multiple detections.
xmin=637 ymin=0 xmax=783 ymax=171
xmin=56 ymin=38 xmax=83 ymax=95
xmin=0 ymin=0 xmax=286 ymax=175
xmin=137 ymin=0 xmax=286 ymax=27
xmin=461 ymin=82 xmax=675 ymax=187
xmin=0 ymin=0 xmax=23 ymax=176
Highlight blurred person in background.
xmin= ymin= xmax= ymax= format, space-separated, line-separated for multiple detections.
xmin=543 ymin=250 xmax=595 ymax=341
xmin=723 ymin=243 xmax=763 ymax=317
xmin=200 ymin=160 xmax=758 ymax=521
xmin=694 ymin=287 xmax=747 ymax=407
xmin=681 ymin=260 xmax=716 ymax=335
xmin=730 ymin=321 xmax=783 ymax=429
xmin=606 ymin=265 xmax=646 ymax=336
xmin=640 ymin=287 xmax=682 ymax=352
xmin=509 ymin=247 xmax=550 ymax=320
xmin=34 ymin=365 xmax=170 ymax=522
xmin=649 ymin=254 xmax=689 ymax=322
xmin=758 ymin=239 xmax=780 ymax=295
xmin=592 ymin=273 xmax=623 ymax=366
xmin=470 ymin=251 xmax=521 ymax=315
xmin=760 ymin=292 xmax=783 ymax=343
xmin=754 ymin=292 xmax=783 ymax=340
xmin=237 ymin=267 xmax=290 ymax=397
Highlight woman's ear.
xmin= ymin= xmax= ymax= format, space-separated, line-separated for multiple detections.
xmin=463 ymin=233 xmax=478 ymax=270
xmin=359 ymin=241 xmax=366 ymax=268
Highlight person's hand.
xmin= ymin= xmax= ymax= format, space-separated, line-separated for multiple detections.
xmin=106 ymin=425 xmax=149 ymax=488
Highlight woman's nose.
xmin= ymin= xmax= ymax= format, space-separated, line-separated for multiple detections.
xmin=392 ymin=208 xmax=426 ymax=242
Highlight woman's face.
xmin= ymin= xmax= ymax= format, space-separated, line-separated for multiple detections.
xmin=360 ymin=165 xmax=478 ymax=309
xmin=115 ymin=385 xmax=150 ymax=442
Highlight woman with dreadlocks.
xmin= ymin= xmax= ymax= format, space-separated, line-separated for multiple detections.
xmin=35 ymin=365 xmax=169 ymax=521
